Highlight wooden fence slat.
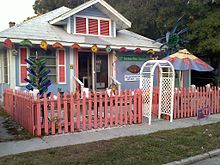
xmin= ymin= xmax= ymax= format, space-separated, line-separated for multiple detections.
xmin=70 ymin=92 xmax=74 ymax=133
xmin=120 ymin=91 xmax=123 ymax=126
xmin=104 ymin=91 xmax=108 ymax=128
xmin=133 ymin=90 xmax=137 ymax=123
xmin=50 ymin=93 xmax=55 ymax=135
xmin=76 ymin=91 xmax=80 ymax=130
xmin=110 ymin=91 xmax=113 ymax=127
xmin=88 ymin=92 xmax=92 ymax=130
xmin=129 ymin=90 xmax=133 ymax=124
xmin=99 ymin=91 xmax=103 ymax=128
xmin=115 ymin=91 xmax=118 ymax=126
xmin=57 ymin=92 xmax=62 ymax=134
xmin=64 ymin=93 xmax=68 ymax=133
xmin=82 ymin=92 xmax=86 ymax=130
xmin=138 ymin=90 xmax=142 ymax=124
xmin=94 ymin=92 xmax=97 ymax=129
xmin=124 ymin=90 xmax=128 ymax=125
xmin=36 ymin=94 xmax=41 ymax=136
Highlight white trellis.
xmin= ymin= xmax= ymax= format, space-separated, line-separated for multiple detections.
xmin=140 ymin=60 xmax=175 ymax=125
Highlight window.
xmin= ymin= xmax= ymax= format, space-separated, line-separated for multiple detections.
xmin=30 ymin=48 xmax=57 ymax=83
xmin=57 ymin=49 xmax=66 ymax=84
xmin=75 ymin=16 xmax=111 ymax=36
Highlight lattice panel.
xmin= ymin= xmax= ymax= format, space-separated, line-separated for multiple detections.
xmin=160 ymin=77 xmax=173 ymax=115
xmin=141 ymin=77 xmax=152 ymax=117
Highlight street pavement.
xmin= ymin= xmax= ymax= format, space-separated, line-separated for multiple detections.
xmin=192 ymin=155 xmax=220 ymax=165
xmin=0 ymin=114 xmax=220 ymax=159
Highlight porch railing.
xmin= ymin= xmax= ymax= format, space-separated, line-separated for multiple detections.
xmin=73 ymin=76 xmax=84 ymax=98
xmin=110 ymin=77 xmax=121 ymax=95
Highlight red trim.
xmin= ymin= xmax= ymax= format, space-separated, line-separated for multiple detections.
xmin=58 ymin=50 xmax=66 ymax=83
xmin=76 ymin=49 xmax=79 ymax=78
xmin=20 ymin=48 xmax=27 ymax=64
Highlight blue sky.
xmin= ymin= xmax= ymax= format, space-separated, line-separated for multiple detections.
xmin=0 ymin=0 xmax=35 ymax=31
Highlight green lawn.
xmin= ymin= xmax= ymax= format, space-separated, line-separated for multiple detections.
xmin=0 ymin=122 xmax=220 ymax=165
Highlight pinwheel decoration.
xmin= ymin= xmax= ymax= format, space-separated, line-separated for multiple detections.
xmin=106 ymin=45 xmax=112 ymax=53
xmin=24 ymin=52 xmax=51 ymax=98
xmin=40 ymin=40 xmax=48 ymax=50
xmin=91 ymin=44 xmax=98 ymax=53
xmin=20 ymin=39 xmax=32 ymax=47
xmin=156 ymin=16 xmax=188 ymax=56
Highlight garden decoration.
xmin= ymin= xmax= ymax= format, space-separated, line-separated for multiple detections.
xmin=147 ymin=49 xmax=157 ymax=60
xmin=127 ymin=65 xmax=141 ymax=74
xmin=134 ymin=48 xmax=142 ymax=54
xmin=40 ymin=40 xmax=48 ymax=50
xmin=71 ymin=43 xmax=81 ymax=49
xmin=24 ymin=52 xmax=51 ymax=98
xmin=106 ymin=45 xmax=112 ymax=53
xmin=156 ymin=16 xmax=188 ymax=56
xmin=109 ymin=82 xmax=118 ymax=93
xmin=52 ymin=42 xmax=63 ymax=49
xmin=119 ymin=47 xmax=127 ymax=53
xmin=91 ymin=44 xmax=98 ymax=53
xmin=20 ymin=39 xmax=32 ymax=47
xmin=3 ymin=38 xmax=13 ymax=48
xmin=163 ymin=49 xmax=214 ymax=87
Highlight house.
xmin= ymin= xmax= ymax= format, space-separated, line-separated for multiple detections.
xmin=0 ymin=0 xmax=161 ymax=95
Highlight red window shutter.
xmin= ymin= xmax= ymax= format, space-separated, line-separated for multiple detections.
xmin=20 ymin=66 xmax=27 ymax=83
xmin=20 ymin=48 xmax=27 ymax=64
xmin=100 ymin=20 xmax=110 ymax=36
xmin=76 ymin=17 xmax=86 ymax=34
xmin=58 ymin=50 xmax=66 ymax=83
xmin=88 ymin=19 xmax=98 ymax=35
xmin=59 ymin=67 xmax=65 ymax=82
xmin=58 ymin=50 xmax=65 ymax=65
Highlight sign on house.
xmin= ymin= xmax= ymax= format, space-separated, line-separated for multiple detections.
xmin=124 ymin=75 xmax=140 ymax=82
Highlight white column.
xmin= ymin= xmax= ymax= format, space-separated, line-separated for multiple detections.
xmin=8 ymin=49 xmax=16 ymax=88
xmin=92 ymin=53 xmax=95 ymax=92
xmin=69 ymin=48 xmax=74 ymax=92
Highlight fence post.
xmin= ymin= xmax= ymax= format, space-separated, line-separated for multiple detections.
xmin=70 ymin=92 xmax=75 ymax=133
xmin=129 ymin=90 xmax=133 ymax=124
xmin=110 ymin=91 xmax=113 ymax=127
xmin=76 ymin=91 xmax=80 ymax=130
xmin=120 ymin=91 xmax=123 ymax=125
xmin=99 ymin=91 xmax=103 ymax=128
xmin=115 ymin=91 xmax=118 ymax=126
xmin=57 ymin=92 xmax=62 ymax=134
xmin=94 ymin=91 xmax=97 ymax=129
xmin=36 ymin=94 xmax=41 ymax=136
xmin=104 ymin=91 xmax=108 ymax=128
xmin=64 ymin=92 xmax=69 ymax=133
xmin=138 ymin=90 xmax=142 ymax=124
xmin=124 ymin=90 xmax=128 ymax=125
xmin=50 ymin=93 xmax=56 ymax=135
xmin=133 ymin=90 xmax=137 ymax=124
xmin=88 ymin=92 xmax=92 ymax=130
xmin=82 ymin=92 xmax=86 ymax=130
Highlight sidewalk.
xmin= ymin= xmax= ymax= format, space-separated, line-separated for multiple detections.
xmin=0 ymin=114 xmax=220 ymax=157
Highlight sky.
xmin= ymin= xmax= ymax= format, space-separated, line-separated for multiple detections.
xmin=0 ymin=0 xmax=36 ymax=31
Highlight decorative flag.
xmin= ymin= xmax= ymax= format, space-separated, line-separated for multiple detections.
xmin=20 ymin=39 xmax=32 ymax=47
xmin=147 ymin=49 xmax=155 ymax=54
xmin=40 ymin=40 xmax=48 ymax=50
xmin=106 ymin=45 xmax=112 ymax=53
xmin=71 ymin=43 xmax=80 ymax=49
xmin=119 ymin=47 xmax=127 ymax=53
xmin=134 ymin=48 xmax=142 ymax=54
xmin=3 ymin=38 xmax=13 ymax=48
xmin=52 ymin=42 xmax=63 ymax=49
xmin=91 ymin=44 xmax=98 ymax=53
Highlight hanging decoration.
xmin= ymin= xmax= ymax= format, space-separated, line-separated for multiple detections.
xmin=40 ymin=40 xmax=48 ymax=50
xmin=71 ymin=43 xmax=80 ymax=49
xmin=91 ymin=44 xmax=98 ymax=53
xmin=24 ymin=52 xmax=51 ymax=98
xmin=147 ymin=49 xmax=158 ymax=60
xmin=106 ymin=45 xmax=112 ymax=53
xmin=52 ymin=42 xmax=63 ymax=49
xmin=20 ymin=39 xmax=32 ymax=47
xmin=3 ymin=38 xmax=13 ymax=48
xmin=134 ymin=48 xmax=142 ymax=54
xmin=119 ymin=47 xmax=127 ymax=53
xmin=11 ymin=49 xmax=18 ymax=56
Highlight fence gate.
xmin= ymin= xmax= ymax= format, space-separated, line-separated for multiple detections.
xmin=140 ymin=60 xmax=175 ymax=125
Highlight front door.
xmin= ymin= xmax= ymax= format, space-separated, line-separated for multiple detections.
xmin=95 ymin=54 xmax=108 ymax=90
xmin=78 ymin=52 xmax=108 ymax=91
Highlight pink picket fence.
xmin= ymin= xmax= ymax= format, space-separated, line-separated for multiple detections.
xmin=173 ymin=86 xmax=220 ymax=119
xmin=4 ymin=89 xmax=142 ymax=136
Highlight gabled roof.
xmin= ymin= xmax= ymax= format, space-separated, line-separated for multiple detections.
xmin=49 ymin=0 xmax=131 ymax=29
xmin=0 ymin=6 xmax=161 ymax=51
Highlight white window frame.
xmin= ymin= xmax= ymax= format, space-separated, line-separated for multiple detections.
xmin=56 ymin=49 xmax=67 ymax=84
xmin=0 ymin=50 xmax=3 ymax=83
xmin=19 ymin=47 xmax=29 ymax=86
xmin=74 ymin=15 xmax=112 ymax=37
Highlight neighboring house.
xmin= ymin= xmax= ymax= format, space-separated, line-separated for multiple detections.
xmin=0 ymin=0 xmax=161 ymax=94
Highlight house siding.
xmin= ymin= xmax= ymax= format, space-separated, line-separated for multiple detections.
xmin=77 ymin=6 xmax=108 ymax=18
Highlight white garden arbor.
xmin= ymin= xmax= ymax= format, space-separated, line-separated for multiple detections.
xmin=140 ymin=60 xmax=175 ymax=125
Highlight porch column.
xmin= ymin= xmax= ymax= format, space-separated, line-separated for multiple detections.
xmin=70 ymin=48 xmax=74 ymax=92
xmin=8 ymin=49 xmax=16 ymax=88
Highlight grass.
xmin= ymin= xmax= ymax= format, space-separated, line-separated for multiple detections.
xmin=0 ymin=108 xmax=33 ymax=142
xmin=0 ymin=122 xmax=220 ymax=165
